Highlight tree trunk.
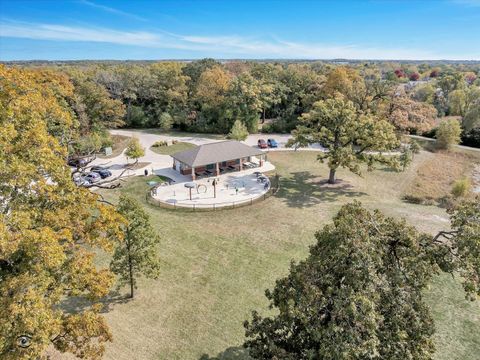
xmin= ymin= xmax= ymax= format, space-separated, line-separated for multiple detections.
xmin=262 ymin=109 xmax=266 ymax=123
xmin=328 ymin=168 xmax=336 ymax=184
xmin=127 ymin=240 xmax=134 ymax=298
xmin=128 ymin=257 xmax=134 ymax=298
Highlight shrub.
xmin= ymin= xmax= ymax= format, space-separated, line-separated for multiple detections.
xmin=152 ymin=141 xmax=168 ymax=147
xmin=227 ymin=120 xmax=249 ymax=141
xmin=436 ymin=119 xmax=462 ymax=150
xmin=461 ymin=127 xmax=480 ymax=148
xmin=158 ymin=112 xmax=173 ymax=130
xmin=451 ymin=177 xmax=471 ymax=198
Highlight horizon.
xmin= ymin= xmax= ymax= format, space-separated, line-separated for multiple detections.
xmin=1 ymin=0 xmax=480 ymax=61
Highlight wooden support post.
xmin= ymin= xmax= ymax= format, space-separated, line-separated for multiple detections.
xmin=215 ymin=162 xmax=220 ymax=176
xmin=259 ymin=155 xmax=264 ymax=167
xmin=239 ymin=158 xmax=243 ymax=171
xmin=191 ymin=167 xmax=195 ymax=181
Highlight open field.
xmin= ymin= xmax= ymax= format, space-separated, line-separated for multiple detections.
xmin=404 ymin=148 xmax=479 ymax=204
xmin=150 ymin=141 xmax=197 ymax=155
xmin=91 ymin=150 xmax=480 ymax=360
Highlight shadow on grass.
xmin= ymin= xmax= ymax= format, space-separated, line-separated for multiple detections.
xmin=59 ymin=289 xmax=132 ymax=314
xmin=276 ymin=171 xmax=367 ymax=208
xmin=199 ymin=346 xmax=249 ymax=360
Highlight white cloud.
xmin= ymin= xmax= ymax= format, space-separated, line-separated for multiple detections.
xmin=78 ymin=0 xmax=147 ymax=22
xmin=0 ymin=20 xmax=477 ymax=60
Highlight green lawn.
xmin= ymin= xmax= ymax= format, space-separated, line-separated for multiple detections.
xmin=150 ymin=141 xmax=197 ymax=156
xmin=95 ymin=150 xmax=480 ymax=360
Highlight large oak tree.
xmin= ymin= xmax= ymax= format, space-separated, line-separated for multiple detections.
xmin=288 ymin=98 xmax=399 ymax=184
xmin=244 ymin=200 xmax=480 ymax=359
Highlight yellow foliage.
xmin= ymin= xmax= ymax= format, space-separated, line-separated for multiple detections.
xmin=0 ymin=65 xmax=125 ymax=359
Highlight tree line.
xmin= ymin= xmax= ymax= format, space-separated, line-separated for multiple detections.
xmin=9 ymin=59 xmax=480 ymax=154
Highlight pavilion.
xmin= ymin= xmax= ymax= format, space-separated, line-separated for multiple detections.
xmin=171 ymin=140 xmax=266 ymax=180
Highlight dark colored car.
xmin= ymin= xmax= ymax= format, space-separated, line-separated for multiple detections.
xmin=68 ymin=157 xmax=88 ymax=168
xmin=91 ymin=166 xmax=112 ymax=179
xmin=258 ymin=139 xmax=268 ymax=149
xmin=93 ymin=169 xmax=112 ymax=179
xmin=267 ymin=138 xmax=278 ymax=148
xmin=83 ymin=172 xmax=101 ymax=183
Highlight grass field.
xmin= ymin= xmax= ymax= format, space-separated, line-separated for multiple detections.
xmin=150 ymin=141 xmax=197 ymax=155
xmin=90 ymin=150 xmax=480 ymax=360
xmin=97 ymin=134 xmax=131 ymax=159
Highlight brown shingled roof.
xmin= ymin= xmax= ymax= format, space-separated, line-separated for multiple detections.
xmin=171 ymin=140 xmax=264 ymax=167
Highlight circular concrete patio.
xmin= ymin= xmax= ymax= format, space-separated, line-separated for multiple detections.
xmin=150 ymin=170 xmax=273 ymax=210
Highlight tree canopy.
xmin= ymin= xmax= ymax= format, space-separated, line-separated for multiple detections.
xmin=0 ymin=65 xmax=124 ymax=359
xmin=287 ymin=98 xmax=399 ymax=183
xmin=245 ymin=199 xmax=480 ymax=359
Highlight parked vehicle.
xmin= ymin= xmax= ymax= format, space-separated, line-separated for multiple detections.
xmin=258 ymin=139 xmax=268 ymax=149
xmin=73 ymin=175 xmax=89 ymax=187
xmin=91 ymin=166 xmax=112 ymax=179
xmin=83 ymin=172 xmax=101 ymax=183
xmin=68 ymin=157 xmax=88 ymax=168
xmin=267 ymin=138 xmax=278 ymax=148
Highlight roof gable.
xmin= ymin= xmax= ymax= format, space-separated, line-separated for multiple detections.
xmin=171 ymin=140 xmax=264 ymax=167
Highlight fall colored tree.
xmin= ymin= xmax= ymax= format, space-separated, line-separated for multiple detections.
xmin=110 ymin=195 xmax=161 ymax=298
xmin=195 ymin=65 xmax=232 ymax=108
xmin=0 ymin=65 xmax=124 ymax=359
xmin=125 ymin=137 xmax=145 ymax=162
xmin=384 ymin=95 xmax=437 ymax=133
xmin=287 ymin=98 xmax=399 ymax=184
xmin=409 ymin=72 xmax=420 ymax=81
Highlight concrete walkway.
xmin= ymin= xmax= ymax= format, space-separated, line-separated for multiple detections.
xmin=89 ymin=129 xmax=279 ymax=184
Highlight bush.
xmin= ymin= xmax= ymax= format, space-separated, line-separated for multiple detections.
xmin=451 ymin=177 xmax=471 ymax=198
xmin=152 ymin=141 xmax=168 ymax=147
xmin=158 ymin=112 xmax=173 ymax=130
xmin=436 ymin=119 xmax=462 ymax=150
xmin=461 ymin=128 xmax=480 ymax=148
xmin=227 ymin=120 xmax=249 ymax=141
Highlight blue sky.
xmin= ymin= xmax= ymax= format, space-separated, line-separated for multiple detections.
xmin=0 ymin=0 xmax=479 ymax=60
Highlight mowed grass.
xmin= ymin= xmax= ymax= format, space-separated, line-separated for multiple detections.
xmin=150 ymin=142 xmax=197 ymax=155
xmin=90 ymin=150 xmax=480 ymax=360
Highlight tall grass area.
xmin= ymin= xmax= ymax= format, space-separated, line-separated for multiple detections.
xmin=94 ymin=150 xmax=479 ymax=360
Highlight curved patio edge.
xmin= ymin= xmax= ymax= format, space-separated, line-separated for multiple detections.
xmin=146 ymin=174 xmax=280 ymax=211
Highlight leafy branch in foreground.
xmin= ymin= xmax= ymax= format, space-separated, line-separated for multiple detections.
xmin=244 ymin=199 xmax=480 ymax=359
xmin=0 ymin=65 xmax=125 ymax=360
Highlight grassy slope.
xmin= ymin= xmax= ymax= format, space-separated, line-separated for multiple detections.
xmin=150 ymin=142 xmax=197 ymax=155
xmin=92 ymin=150 xmax=480 ymax=360
xmin=97 ymin=134 xmax=131 ymax=159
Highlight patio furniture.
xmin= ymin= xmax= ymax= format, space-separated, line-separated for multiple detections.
xmin=253 ymin=171 xmax=262 ymax=178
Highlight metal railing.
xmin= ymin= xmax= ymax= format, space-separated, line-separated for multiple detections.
xmin=146 ymin=174 xmax=280 ymax=211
